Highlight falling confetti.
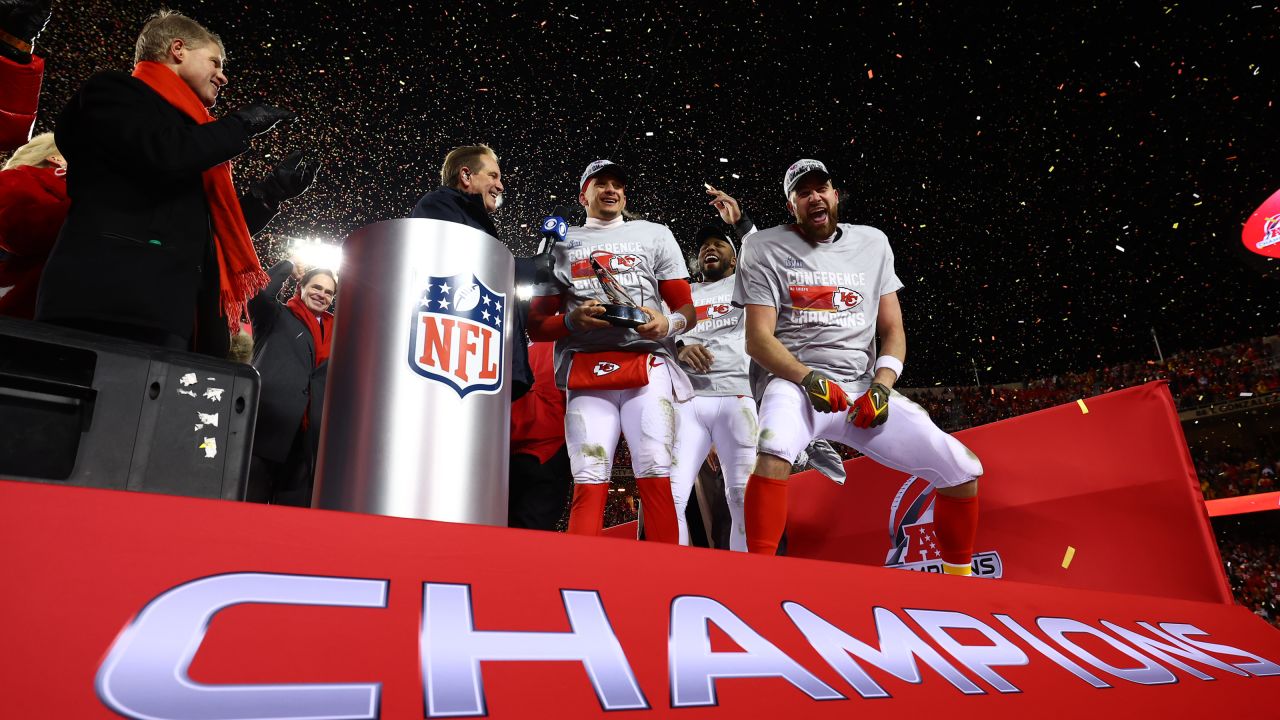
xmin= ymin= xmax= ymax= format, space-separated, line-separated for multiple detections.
xmin=20 ymin=2 xmax=1278 ymax=388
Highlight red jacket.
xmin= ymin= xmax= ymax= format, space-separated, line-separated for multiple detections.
xmin=0 ymin=164 xmax=69 ymax=318
xmin=510 ymin=341 xmax=567 ymax=462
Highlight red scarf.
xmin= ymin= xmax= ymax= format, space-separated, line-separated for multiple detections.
xmin=286 ymin=295 xmax=333 ymax=367
xmin=130 ymin=61 xmax=268 ymax=334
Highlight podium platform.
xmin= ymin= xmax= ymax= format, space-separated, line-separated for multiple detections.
xmin=2 ymin=475 xmax=1279 ymax=719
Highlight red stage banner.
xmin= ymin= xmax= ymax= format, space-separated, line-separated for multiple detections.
xmin=2 ymin=475 xmax=1279 ymax=719
xmin=1206 ymin=491 xmax=1280 ymax=517
xmin=787 ymin=382 xmax=1232 ymax=604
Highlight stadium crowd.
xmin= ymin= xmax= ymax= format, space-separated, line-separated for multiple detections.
xmin=1196 ymin=449 xmax=1279 ymax=500
xmin=1216 ymin=515 xmax=1280 ymax=627
xmin=902 ymin=337 xmax=1280 ymax=432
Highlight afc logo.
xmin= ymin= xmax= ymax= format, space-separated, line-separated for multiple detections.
xmin=409 ymin=272 xmax=506 ymax=397
xmin=886 ymin=476 xmax=1002 ymax=577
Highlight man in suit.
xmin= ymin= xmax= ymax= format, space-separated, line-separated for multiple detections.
xmin=246 ymin=257 xmax=335 ymax=506
xmin=36 ymin=9 xmax=316 ymax=357
xmin=411 ymin=143 xmax=530 ymax=398
xmin=410 ymin=143 xmax=504 ymax=235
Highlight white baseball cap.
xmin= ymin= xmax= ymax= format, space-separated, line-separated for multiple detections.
xmin=580 ymin=159 xmax=630 ymax=192
xmin=783 ymin=158 xmax=832 ymax=197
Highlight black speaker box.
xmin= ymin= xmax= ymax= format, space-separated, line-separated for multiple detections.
xmin=0 ymin=317 xmax=259 ymax=499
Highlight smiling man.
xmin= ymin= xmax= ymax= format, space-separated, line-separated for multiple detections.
xmin=669 ymin=223 xmax=756 ymax=550
xmin=37 ymin=9 xmax=312 ymax=358
xmin=411 ymin=144 xmax=506 ymax=237
xmin=526 ymin=159 xmax=696 ymax=543
xmin=733 ymin=159 xmax=983 ymax=573
xmin=246 ymin=258 xmax=338 ymax=506
xmin=409 ymin=144 xmax=532 ymax=400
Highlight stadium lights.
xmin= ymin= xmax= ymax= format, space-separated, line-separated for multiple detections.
xmin=290 ymin=237 xmax=343 ymax=273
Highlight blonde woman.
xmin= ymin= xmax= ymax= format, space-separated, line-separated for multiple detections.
xmin=0 ymin=131 xmax=67 ymax=318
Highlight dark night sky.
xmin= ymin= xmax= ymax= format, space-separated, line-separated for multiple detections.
xmin=29 ymin=1 xmax=1280 ymax=386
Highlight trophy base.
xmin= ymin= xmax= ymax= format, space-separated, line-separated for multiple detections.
xmin=600 ymin=304 xmax=649 ymax=328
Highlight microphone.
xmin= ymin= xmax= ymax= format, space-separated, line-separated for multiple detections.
xmin=533 ymin=206 xmax=572 ymax=284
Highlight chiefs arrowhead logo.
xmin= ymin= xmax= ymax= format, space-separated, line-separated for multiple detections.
xmin=571 ymin=252 xmax=644 ymax=280
xmin=697 ymin=303 xmax=732 ymax=321
xmin=593 ymin=362 xmax=621 ymax=376
xmin=789 ymin=285 xmax=863 ymax=313
xmin=831 ymin=287 xmax=862 ymax=311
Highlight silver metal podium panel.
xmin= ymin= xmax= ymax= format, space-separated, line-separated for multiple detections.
xmin=314 ymin=218 xmax=513 ymax=525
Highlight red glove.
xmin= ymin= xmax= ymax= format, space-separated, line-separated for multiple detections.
xmin=801 ymin=370 xmax=849 ymax=413
xmin=849 ymin=382 xmax=891 ymax=428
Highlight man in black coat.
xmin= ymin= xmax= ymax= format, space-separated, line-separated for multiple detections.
xmin=246 ymin=258 xmax=334 ymax=505
xmin=410 ymin=143 xmax=503 ymax=236
xmin=35 ymin=10 xmax=316 ymax=357
xmin=411 ymin=143 xmax=531 ymax=398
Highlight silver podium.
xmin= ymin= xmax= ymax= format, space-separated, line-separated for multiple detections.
xmin=314 ymin=218 xmax=513 ymax=525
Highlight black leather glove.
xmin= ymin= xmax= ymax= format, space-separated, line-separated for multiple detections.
xmin=0 ymin=0 xmax=51 ymax=62
xmin=251 ymin=150 xmax=319 ymax=205
xmin=228 ymin=103 xmax=297 ymax=138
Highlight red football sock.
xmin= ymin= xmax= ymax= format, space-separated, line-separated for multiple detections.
xmin=567 ymin=483 xmax=608 ymax=536
xmin=637 ymin=476 xmax=679 ymax=544
xmin=934 ymin=492 xmax=979 ymax=568
xmin=745 ymin=474 xmax=789 ymax=555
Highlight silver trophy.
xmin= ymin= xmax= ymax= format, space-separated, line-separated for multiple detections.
xmin=588 ymin=252 xmax=649 ymax=328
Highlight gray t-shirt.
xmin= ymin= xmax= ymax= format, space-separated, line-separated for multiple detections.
xmin=534 ymin=219 xmax=688 ymax=388
xmin=732 ymin=222 xmax=903 ymax=390
xmin=682 ymin=275 xmax=751 ymax=396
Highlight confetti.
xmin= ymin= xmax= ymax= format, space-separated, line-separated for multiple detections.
xmin=21 ymin=1 xmax=1273 ymax=396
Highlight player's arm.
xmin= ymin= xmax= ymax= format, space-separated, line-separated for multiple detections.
xmin=527 ymin=293 xmax=609 ymax=341
xmin=846 ymin=291 xmax=905 ymax=429
xmin=706 ymin=184 xmax=757 ymax=238
xmin=746 ymin=303 xmax=853 ymax=414
xmin=743 ymin=303 xmax=809 ymax=384
xmin=873 ymin=291 xmax=906 ymax=390
xmin=637 ymin=279 xmax=695 ymax=340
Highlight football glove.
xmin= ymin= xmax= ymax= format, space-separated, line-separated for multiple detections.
xmin=801 ymin=370 xmax=849 ymax=413
xmin=849 ymin=382 xmax=891 ymax=428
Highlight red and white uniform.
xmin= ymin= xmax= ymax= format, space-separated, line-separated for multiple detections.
xmin=532 ymin=216 xmax=692 ymax=486
xmin=673 ymin=275 xmax=755 ymax=550
xmin=733 ymin=222 xmax=982 ymax=488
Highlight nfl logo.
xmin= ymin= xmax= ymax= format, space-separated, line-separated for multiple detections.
xmin=408 ymin=272 xmax=505 ymax=397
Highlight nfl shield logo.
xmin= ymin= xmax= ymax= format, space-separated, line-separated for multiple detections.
xmin=408 ymin=272 xmax=505 ymax=397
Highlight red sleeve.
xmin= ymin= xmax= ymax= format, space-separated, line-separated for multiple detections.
xmin=658 ymin=279 xmax=693 ymax=311
xmin=0 ymin=54 xmax=43 ymax=153
xmin=527 ymin=294 xmax=571 ymax=342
